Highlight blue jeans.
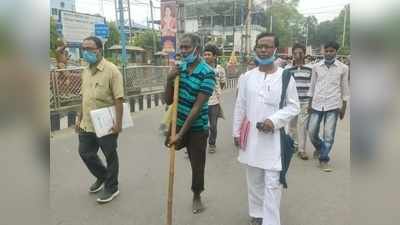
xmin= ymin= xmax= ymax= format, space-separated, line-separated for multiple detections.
xmin=308 ymin=109 xmax=339 ymax=162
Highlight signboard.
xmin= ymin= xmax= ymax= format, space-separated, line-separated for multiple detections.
xmin=160 ymin=1 xmax=177 ymax=63
xmin=95 ymin=23 xmax=109 ymax=38
xmin=60 ymin=10 xmax=106 ymax=43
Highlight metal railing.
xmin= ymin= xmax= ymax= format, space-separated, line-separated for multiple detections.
xmin=49 ymin=64 xmax=243 ymax=113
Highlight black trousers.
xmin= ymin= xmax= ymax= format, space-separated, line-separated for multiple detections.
xmin=78 ymin=131 xmax=119 ymax=192
xmin=208 ymin=104 xmax=220 ymax=146
xmin=175 ymin=128 xmax=208 ymax=194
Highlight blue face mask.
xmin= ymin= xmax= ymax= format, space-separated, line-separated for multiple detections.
xmin=255 ymin=49 xmax=277 ymax=65
xmin=82 ymin=50 xmax=98 ymax=64
xmin=182 ymin=48 xmax=198 ymax=64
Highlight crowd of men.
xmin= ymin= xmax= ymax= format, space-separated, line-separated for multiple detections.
xmin=74 ymin=31 xmax=349 ymax=225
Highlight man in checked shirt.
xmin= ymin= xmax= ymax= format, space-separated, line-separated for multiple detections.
xmin=308 ymin=41 xmax=350 ymax=172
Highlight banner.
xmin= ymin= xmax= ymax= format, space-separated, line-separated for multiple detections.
xmin=160 ymin=0 xmax=177 ymax=62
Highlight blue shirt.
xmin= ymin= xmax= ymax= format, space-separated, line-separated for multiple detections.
xmin=177 ymin=59 xmax=216 ymax=132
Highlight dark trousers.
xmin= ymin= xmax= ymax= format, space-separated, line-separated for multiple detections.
xmin=78 ymin=131 xmax=119 ymax=192
xmin=208 ymin=104 xmax=220 ymax=146
xmin=178 ymin=129 xmax=208 ymax=194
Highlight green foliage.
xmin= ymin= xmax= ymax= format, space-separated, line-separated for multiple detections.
xmin=263 ymin=1 xmax=350 ymax=53
xmin=104 ymin=22 xmax=120 ymax=57
xmin=50 ymin=17 xmax=59 ymax=56
xmin=132 ymin=30 xmax=161 ymax=52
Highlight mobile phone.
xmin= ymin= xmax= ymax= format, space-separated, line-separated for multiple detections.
xmin=256 ymin=122 xmax=264 ymax=131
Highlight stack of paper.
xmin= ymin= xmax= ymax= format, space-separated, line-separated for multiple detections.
xmin=90 ymin=103 xmax=134 ymax=137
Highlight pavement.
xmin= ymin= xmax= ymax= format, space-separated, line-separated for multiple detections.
xmin=51 ymin=89 xmax=350 ymax=225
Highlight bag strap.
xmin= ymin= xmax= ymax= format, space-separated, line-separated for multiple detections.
xmin=279 ymin=69 xmax=292 ymax=109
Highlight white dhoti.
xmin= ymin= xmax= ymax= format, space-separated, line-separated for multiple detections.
xmin=246 ymin=165 xmax=282 ymax=225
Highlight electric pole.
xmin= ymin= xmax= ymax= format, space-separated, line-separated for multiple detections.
xmin=150 ymin=0 xmax=157 ymax=56
xmin=127 ymin=0 xmax=133 ymax=44
xmin=244 ymin=0 xmax=252 ymax=57
xmin=233 ymin=0 xmax=236 ymax=53
xmin=115 ymin=0 xmax=127 ymax=65
xmin=342 ymin=4 xmax=348 ymax=47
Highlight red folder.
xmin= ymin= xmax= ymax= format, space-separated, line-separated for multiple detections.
xmin=239 ymin=117 xmax=250 ymax=151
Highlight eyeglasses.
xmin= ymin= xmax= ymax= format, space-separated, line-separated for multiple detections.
xmin=179 ymin=45 xmax=193 ymax=50
xmin=255 ymin=44 xmax=274 ymax=50
xmin=80 ymin=46 xmax=98 ymax=51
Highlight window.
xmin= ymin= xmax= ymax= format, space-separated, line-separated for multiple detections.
xmin=60 ymin=2 xmax=65 ymax=8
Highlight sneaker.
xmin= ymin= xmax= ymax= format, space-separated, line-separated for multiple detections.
xmin=319 ymin=162 xmax=333 ymax=172
xmin=96 ymin=189 xmax=120 ymax=203
xmin=192 ymin=194 xmax=205 ymax=214
xmin=89 ymin=179 xmax=104 ymax=193
xmin=208 ymin=145 xmax=216 ymax=154
xmin=249 ymin=217 xmax=263 ymax=225
xmin=297 ymin=151 xmax=309 ymax=160
xmin=313 ymin=150 xmax=320 ymax=159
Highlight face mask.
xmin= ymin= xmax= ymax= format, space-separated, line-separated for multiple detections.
xmin=255 ymin=49 xmax=277 ymax=65
xmin=82 ymin=50 xmax=98 ymax=64
xmin=182 ymin=48 xmax=198 ymax=64
xmin=325 ymin=57 xmax=335 ymax=65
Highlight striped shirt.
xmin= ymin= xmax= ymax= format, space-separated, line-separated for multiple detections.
xmin=177 ymin=59 xmax=216 ymax=132
xmin=284 ymin=64 xmax=312 ymax=103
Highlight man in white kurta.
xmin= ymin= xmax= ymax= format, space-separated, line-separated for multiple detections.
xmin=233 ymin=32 xmax=299 ymax=225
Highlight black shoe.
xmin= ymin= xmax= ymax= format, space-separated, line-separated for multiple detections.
xmin=89 ymin=179 xmax=104 ymax=193
xmin=96 ymin=189 xmax=120 ymax=203
xmin=249 ymin=217 xmax=263 ymax=225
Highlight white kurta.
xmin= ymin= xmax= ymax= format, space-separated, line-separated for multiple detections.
xmin=233 ymin=67 xmax=300 ymax=171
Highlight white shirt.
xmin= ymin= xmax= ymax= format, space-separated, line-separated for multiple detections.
xmin=208 ymin=65 xmax=227 ymax=105
xmin=233 ymin=67 xmax=300 ymax=171
xmin=309 ymin=60 xmax=350 ymax=111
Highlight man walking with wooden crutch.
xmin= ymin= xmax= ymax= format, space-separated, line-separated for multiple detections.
xmin=164 ymin=33 xmax=216 ymax=215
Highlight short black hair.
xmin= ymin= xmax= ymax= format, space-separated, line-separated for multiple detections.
xmin=203 ymin=44 xmax=219 ymax=56
xmin=255 ymin=32 xmax=279 ymax=48
xmin=292 ymin=43 xmax=306 ymax=54
xmin=83 ymin=36 xmax=103 ymax=50
xmin=181 ymin=33 xmax=202 ymax=50
xmin=324 ymin=41 xmax=339 ymax=51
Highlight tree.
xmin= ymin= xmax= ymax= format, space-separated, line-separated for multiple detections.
xmin=104 ymin=21 xmax=120 ymax=56
xmin=132 ymin=30 xmax=161 ymax=52
xmin=50 ymin=17 xmax=60 ymax=57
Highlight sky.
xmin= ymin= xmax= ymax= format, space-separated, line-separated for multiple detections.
xmin=75 ymin=0 xmax=350 ymax=26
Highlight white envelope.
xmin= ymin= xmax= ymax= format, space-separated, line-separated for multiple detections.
xmin=90 ymin=103 xmax=134 ymax=138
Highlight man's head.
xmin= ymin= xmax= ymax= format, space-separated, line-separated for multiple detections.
xmin=292 ymin=43 xmax=306 ymax=64
xmin=323 ymin=41 xmax=339 ymax=62
xmin=81 ymin=36 xmax=103 ymax=65
xmin=203 ymin=44 xmax=219 ymax=65
xmin=254 ymin=32 xmax=279 ymax=65
xmin=179 ymin=33 xmax=201 ymax=64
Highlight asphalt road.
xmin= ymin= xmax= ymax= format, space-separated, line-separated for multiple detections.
xmin=51 ymin=89 xmax=350 ymax=225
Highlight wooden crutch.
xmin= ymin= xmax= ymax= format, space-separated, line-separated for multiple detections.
xmin=166 ymin=75 xmax=180 ymax=225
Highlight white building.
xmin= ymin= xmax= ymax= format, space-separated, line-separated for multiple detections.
xmin=51 ymin=0 xmax=76 ymax=17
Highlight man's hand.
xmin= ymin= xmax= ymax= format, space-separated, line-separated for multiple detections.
xmin=110 ymin=123 xmax=122 ymax=134
xmin=75 ymin=121 xmax=81 ymax=133
xmin=167 ymin=133 xmax=183 ymax=147
xmin=234 ymin=137 xmax=240 ymax=147
xmin=339 ymin=107 xmax=346 ymax=120
xmin=262 ymin=119 xmax=275 ymax=133
xmin=167 ymin=65 xmax=180 ymax=82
